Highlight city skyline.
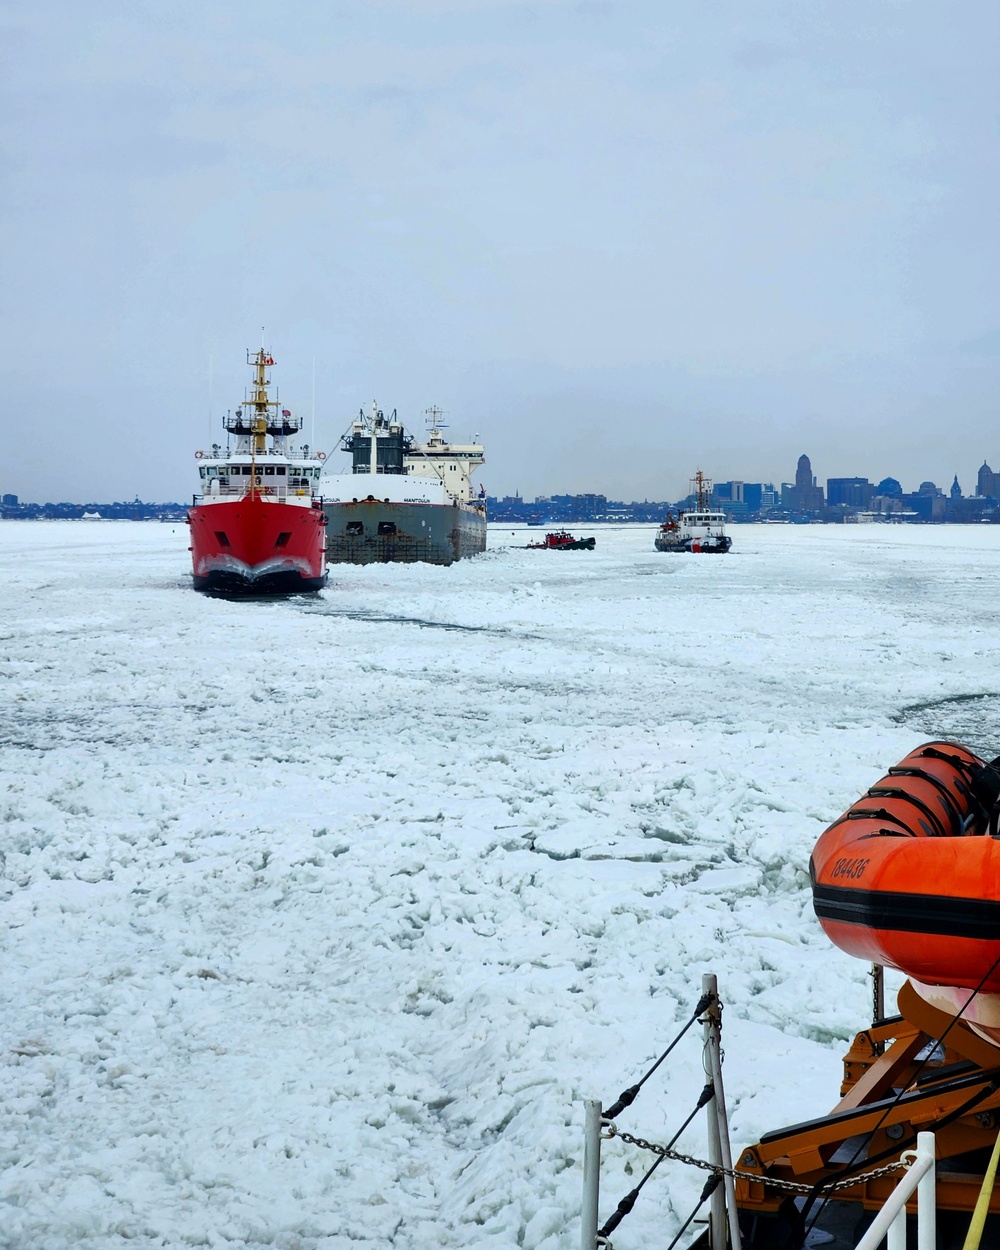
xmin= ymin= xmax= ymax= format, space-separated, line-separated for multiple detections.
xmin=5 ymin=448 xmax=999 ymax=518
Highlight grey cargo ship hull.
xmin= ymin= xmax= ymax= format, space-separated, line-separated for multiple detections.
xmin=326 ymin=498 xmax=487 ymax=565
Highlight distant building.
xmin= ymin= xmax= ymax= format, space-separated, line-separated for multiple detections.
xmin=783 ymin=455 xmax=825 ymax=513
xmin=1 ymin=493 xmax=17 ymax=506
xmin=904 ymin=491 xmax=946 ymax=521
xmin=713 ymin=481 xmax=750 ymax=517
xmin=713 ymin=481 xmax=743 ymax=502
xmin=917 ymin=481 xmax=942 ymax=497
xmin=950 ymin=475 xmax=962 ymax=499
xmin=978 ymin=461 xmax=996 ymax=499
xmin=827 ymin=477 xmax=874 ymax=509
xmin=876 ymin=477 xmax=903 ymax=497
xmin=760 ymin=483 xmax=780 ymax=511
xmin=742 ymin=483 xmax=762 ymax=512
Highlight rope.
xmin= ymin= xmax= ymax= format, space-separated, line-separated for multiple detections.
xmin=602 ymin=991 xmax=714 ymax=1120
xmin=961 ymin=1124 xmax=1000 ymax=1250
xmin=598 ymin=1084 xmax=715 ymax=1239
xmin=665 ymin=1174 xmax=720 ymax=1250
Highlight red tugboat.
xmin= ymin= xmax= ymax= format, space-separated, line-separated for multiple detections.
xmin=525 ymin=530 xmax=596 ymax=551
xmin=187 ymin=349 xmax=328 ymax=594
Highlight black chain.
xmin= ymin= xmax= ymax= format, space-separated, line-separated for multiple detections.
xmin=605 ymin=1125 xmax=907 ymax=1195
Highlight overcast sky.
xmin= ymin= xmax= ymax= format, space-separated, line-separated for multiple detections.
xmin=3 ymin=0 xmax=998 ymax=503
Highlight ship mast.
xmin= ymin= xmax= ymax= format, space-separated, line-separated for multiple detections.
xmin=369 ymin=401 xmax=379 ymax=475
xmin=424 ymin=405 xmax=446 ymax=445
xmin=250 ymin=349 xmax=271 ymax=460
xmin=692 ymin=470 xmax=711 ymax=511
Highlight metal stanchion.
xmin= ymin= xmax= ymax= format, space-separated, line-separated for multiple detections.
xmin=581 ymin=1099 xmax=602 ymax=1250
xmin=703 ymin=973 xmax=742 ymax=1250
xmin=702 ymin=974 xmax=726 ymax=1250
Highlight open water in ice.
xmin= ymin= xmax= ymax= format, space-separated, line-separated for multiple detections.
xmin=3 ymin=519 xmax=1000 ymax=1249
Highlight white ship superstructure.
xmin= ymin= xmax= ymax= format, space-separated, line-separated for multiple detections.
xmin=404 ymin=406 xmax=485 ymax=504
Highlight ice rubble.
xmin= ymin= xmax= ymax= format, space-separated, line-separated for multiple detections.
xmin=2 ymin=519 xmax=1000 ymax=1248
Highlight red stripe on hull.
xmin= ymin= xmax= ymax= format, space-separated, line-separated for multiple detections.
xmin=187 ymin=497 xmax=327 ymax=593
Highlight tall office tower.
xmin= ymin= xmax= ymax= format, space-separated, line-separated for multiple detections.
xmin=791 ymin=454 xmax=825 ymax=512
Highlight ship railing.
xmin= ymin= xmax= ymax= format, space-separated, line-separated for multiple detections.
xmin=191 ymin=487 xmax=316 ymax=505
xmin=582 ymin=973 xmax=742 ymax=1250
xmin=199 ymin=448 xmax=324 ymax=459
xmin=853 ymin=1132 xmax=935 ymax=1250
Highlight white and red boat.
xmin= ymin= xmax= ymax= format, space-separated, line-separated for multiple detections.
xmin=187 ymin=349 xmax=328 ymax=594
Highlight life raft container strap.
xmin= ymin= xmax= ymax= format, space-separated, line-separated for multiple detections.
xmin=917 ymin=744 xmax=983 ymax=777
xmin=886 ymin=765 xmax=970 ymax=835
xmin=917 ymin=741 xmax=982 ymax=759
xmin=969 ymin=761 xmax=1000 ymax=829
xmin=843 ymin=806 xmax=917 ymax=831
xmin=867 ymin=783 xmax=953 ymax=837
xmin=822 ymin=809 xmax=917 ymax=839
xmin=912 ymin=745 xmax=1000 ymax=833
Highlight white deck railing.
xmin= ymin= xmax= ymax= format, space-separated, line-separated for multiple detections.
xmin=192 ymin=488 xmax=316 ymax=504
xmin=854 ymin=1131 xmax=935 ymax=1250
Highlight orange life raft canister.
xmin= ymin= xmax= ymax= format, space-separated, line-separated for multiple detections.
xmin=811 ymin=741 xmax=1000 ymax=993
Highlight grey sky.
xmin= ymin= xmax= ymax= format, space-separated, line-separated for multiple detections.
xmin=3 ymin=0 xmax=997 ymax=503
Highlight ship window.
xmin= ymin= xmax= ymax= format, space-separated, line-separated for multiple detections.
xmin=199 ymin=467 xmax=206 ymax=478
xmin=264 ymin=465 xmax=275 ymax=475
xmin=346 ymin=521 xmax=364 ymax=536
xmin=207 ymin=466 xmax=217 ymax=476
xmin=215 ymin=531 xmax=231 ymax=547
xmin=275 ymin=532 xmax=291 ymax=548
xmin=241 ymin=466 xmax=252 ymax=475
xmin=277 ymin=466 xmax=286 ymax=475
xmin=377 ymin=521 xmax=397 ymax=535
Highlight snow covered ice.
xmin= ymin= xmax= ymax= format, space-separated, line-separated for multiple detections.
xmin=4 ymin=519 xmax=1000 ymax=1249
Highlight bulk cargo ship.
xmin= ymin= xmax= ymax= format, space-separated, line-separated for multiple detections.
xmin=187 ymin=349 xmax=328 ymax=594
xmin=324 ymin=404 xmax=486 ymax=565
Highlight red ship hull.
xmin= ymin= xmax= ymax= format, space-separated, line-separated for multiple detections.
xmin=187 ymin=496 xmax=327 ymax=594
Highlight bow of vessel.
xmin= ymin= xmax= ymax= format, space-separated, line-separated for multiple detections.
xmin=187 ymin=349 xmax=328 ymax=595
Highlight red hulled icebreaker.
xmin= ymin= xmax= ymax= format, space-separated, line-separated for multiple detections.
xmin=187 ymin=349 xmax=328 ymax=594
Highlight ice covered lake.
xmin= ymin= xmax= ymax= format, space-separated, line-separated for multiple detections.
xmin=3 ymin=518 xmax=1000 ymax=1249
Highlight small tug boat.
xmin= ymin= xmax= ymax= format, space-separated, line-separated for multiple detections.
xmin=525 ymin=530 xmax=596 ymax=551
xmin=187 ymin=349 xmax=327 ymax=594
xmin=655 ymin=472 xmax=731 ymax=553
xmin=731 ymin=740 xmax=1000 ymax=1247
